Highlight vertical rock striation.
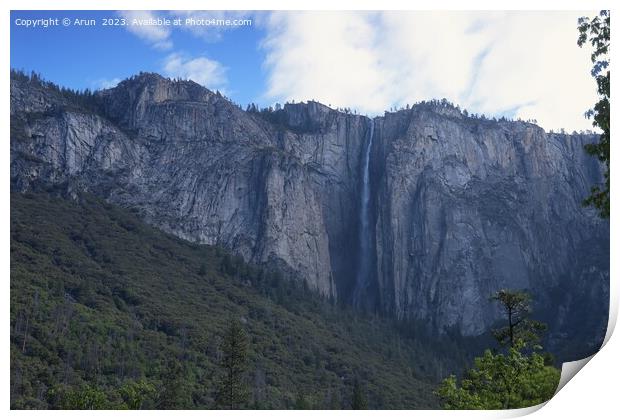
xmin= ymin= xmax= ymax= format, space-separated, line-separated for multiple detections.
xmin=10 ymin=73 xmax=609 ymax=358
xmin=373 ymin=104 xmax=608 ymax=355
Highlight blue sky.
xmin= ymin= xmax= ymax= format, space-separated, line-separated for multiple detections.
xmin=11 ymin=10 xmax=266 ymax=105
xmin=11 ymin=10 xmax=599 ymax=131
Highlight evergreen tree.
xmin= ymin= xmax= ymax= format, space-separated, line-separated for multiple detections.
xmin=490 ymin=290 xmax=546 ymax=349
xmin=294 ymin=393 xmax=312 ymax=409
xmin=198 ymin=262 xmax=207 ymax=276
xmin=436 ymin=346 xmax=559 ymax=409
xmin=159 ymin=359 xmax=189 ymax=409
xmin=215 ymin=319 xmax=249 ymax=409
xmin=325 ymin=387 xmax=342 ymax=409
xmin=351 ymin=378 xmax=368 ymax=409
xmin=436 ymin=290 xmax=560 ymax=409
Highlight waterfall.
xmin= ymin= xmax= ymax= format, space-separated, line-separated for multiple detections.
xmin=353 ymin=118 xmax=375 ymax=307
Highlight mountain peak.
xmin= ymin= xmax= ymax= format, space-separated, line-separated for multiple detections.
xmin=103 ymin=72 xmax=214 ymax=103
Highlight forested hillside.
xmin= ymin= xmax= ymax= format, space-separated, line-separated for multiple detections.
xmin=10 ymin=190 xmax=482 ymax=409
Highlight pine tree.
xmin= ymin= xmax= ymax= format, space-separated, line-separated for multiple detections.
xmin=294 ymin=393 xmax=311 ymax=409
xmin=490 ymin=290 xmax=546 ymax=349
xmin=198 ymin=262 xmax=207 ymax=276
xmin=436 ymin=290 xmax=560 ymax=409
xmin=351 ymin=378 xmax=368 ymax=409
xmin=215 ymin=319 xmax=249 ymax=409
xmin=325 ymin=387 xmax=341 ymax=409
xmin=159 ymin=359 xmax=189 ymax=409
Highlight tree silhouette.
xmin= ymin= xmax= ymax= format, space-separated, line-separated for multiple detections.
xmin=490 ymin=290 xmax=546 ymax=349
xmin=215 ymin=319 xmax=249 ymax=409
xmin=578 ymin=10 xmax=610 ymax=218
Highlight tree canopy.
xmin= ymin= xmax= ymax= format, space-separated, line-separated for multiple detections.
xmin=578 ymin=10 xmax=610 ymax=218
xmin=436 ymin=290 xmax=560 ymax=409
xmin=436 ymin=347 xmax=559 ymax=409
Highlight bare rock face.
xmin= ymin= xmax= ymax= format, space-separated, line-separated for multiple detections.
xmin=11 ymin=73 xmax=370 ymax=298
xmin=10 ymin=73 xmax=609 ymax=358
xmin=372 ymin=106 xmax=608 ymax=348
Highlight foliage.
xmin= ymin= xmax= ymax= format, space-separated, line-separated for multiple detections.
xmin=54 ymin=384 xmax=110 ymax=409
xmin=351 ymin=378 xmax=368 ymax=409
xmin=215 ymin=320 xmax=250 ymax=409
xmin=293 ymin=393 xmax=313 ymax=409
xmin=158 ymin=359 xmax=190 ymax=409
xmin=11 ymin=69 xmax=103 ymax=114
xmin=437 ymin=290 xmax=560 ymax=409
xmin=436 ymin=346 xmax=560 ymax=409
xmin=119 ymin=379 xmax=157 ymax=409
xmin=578 ymin=11 xmax=610 ymax=218
xmin=10 ymin=190 xmax=482 ymax=409
xmin=490 ymin=290 xmax=546 ymax=349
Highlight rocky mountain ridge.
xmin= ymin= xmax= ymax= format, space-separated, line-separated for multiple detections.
xmin=10 ymin=72 xmax=609 ymax=358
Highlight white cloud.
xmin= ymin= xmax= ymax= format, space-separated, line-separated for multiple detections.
xmin=261 ymin=12 xmax=390 ymax=114
xmin=119 ymin=11 xmax=173 ymax=50
xmin=162 ymin=53 xmax=227 ymax=91
xmin=117 ymin=11 xmax=232 ymax=93
xmin=94 ymin=77 xmax=122 ymax=90
xmin=260 ymin=11 xmax=599 ymax=131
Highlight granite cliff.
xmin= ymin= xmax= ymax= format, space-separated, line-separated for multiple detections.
xmin=10 ymin=72 xmax=609 ymax=359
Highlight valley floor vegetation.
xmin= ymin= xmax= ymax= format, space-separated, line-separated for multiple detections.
xmin=10 ymin=190 xmax=563 ymax=410
xmin=11 ymin=189 xmax=485 ymax=409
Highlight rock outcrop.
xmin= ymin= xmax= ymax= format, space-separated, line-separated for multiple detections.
xmin=372 ymin=105 xmax=608 ymax=347
xmin=10 ymin=73 xmax=609 ymax=359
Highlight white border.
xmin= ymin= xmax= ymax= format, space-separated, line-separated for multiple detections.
xmin=3 ymin=1 xmax=617 ymax=419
